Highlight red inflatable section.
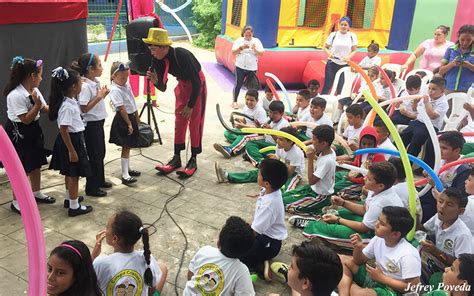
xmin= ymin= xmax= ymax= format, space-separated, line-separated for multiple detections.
xmin=215 ymin=35 xmax=411 ymax=87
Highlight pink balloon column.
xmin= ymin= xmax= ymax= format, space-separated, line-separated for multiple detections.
xmin=0 ymin=126 xmax=46 ymax=296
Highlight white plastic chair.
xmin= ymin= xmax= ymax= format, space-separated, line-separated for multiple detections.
xmin=443 ymin=92 xmax=468 ymax=131
xmin=321 ymin=67 xmax=357 ymax=119
xmin=404 ymin=68 xmax=433 ymax=84
xmin=381 ymin=63 xmax=406 ymax=79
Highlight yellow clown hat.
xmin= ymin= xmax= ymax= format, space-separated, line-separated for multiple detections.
xmin=142 ymin=28 xmax=173 ymax=46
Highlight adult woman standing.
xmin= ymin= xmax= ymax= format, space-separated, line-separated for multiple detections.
xmin=401 ymin=25 xmax=454 ymax=72
xmin=321 ymin=17 xmax=358 ymax=95
xmin=231 ymin=25 xmax=264 ymax=109
xmin=439 ymin=24 xmax=473 ymax=93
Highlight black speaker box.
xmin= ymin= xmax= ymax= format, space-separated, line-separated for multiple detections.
xmin=126 ymin=16 xmax=160 ymax=75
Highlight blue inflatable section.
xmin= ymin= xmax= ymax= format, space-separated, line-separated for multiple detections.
xmin=222 ymin=0 xmax=228 ymax=35
xmin=246 ymin=0 xmax=280 ymax=48
xmin=388 ymin=0 xmax=416 ymax=50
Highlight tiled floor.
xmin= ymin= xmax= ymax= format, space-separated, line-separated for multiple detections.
xmin=0 ymin=43 xmax=303 ymax=295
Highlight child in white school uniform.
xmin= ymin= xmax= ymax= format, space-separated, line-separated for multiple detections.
xmin=4 ymin=56 xmax=56 ymax=214
xmin=48 ymin=67 xmax=93 ymax=217
xmin=297 ymin=97 xmax=333 ymax=144
xmin=290 ymin=89 xmax=312 ymax=122
xmin=108 ymin=62 xmax=142 ymax=185
xmin=358 ymin=42 xmax=382 ymax=70
xmin=72 ymin=53 xmax=110 ymax=197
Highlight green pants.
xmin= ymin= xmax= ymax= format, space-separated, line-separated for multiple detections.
xmin=334 ymin=143 xmax=348 ymax=156
xmin=296 ymin=130 xmax=310 ymax=141
xmin=334 ymin=171 xmax=356 ymax=193
xmin=245 ymin=140 xmax=274 ymax=166
xmin=283 ymin=185 xmax=331 ymax=214
xmin=224 ymin=129 xmax=239 ymax=144
xmin=228 ymin=171 xmax=301 ymax=192
xmin=462 ymin=143 xmax=474 ymax=155
xmin=224 ymin=130 xmax=264 ymax=154
xmin=353 ymin=265 xmax=399 ymax=296
xmin=303 ymin=209 xmax=373 ymax=240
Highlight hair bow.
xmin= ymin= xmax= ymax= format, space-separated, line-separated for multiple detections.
xmin=11 ymin=56 xmax=24 ymax=68
xmin=52 ymin=67 xmax=69 ymax=81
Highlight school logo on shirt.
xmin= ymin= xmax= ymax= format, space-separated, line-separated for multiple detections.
xmin=385 ymin=260 xmax=400 ymax=274
xmin=106 ymin=269 xmax=143 ymax=296
xmin=195 ymin=263 xmax=225 ymax=295
xmin=443 ymin=239 xmax=454 ymax=253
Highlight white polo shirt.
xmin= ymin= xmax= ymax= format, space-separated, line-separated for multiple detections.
xmin=326 ymin=31 xmax=358 ymax=66
xmin=378 ymin=138 xmax=397 ymax=160
xmin=265 ymin=118 xmax=290 ymax=144
xmin=393 ymin=182 xmax=422 ymax=215
xmin=184 ymin=246 xmax=255 ymax=296
xmin=109 ymin=82 xmax=138 ymax=114
xmin=363 ymin=236 xmax=421 ymax=281
xmin=6 ymin=84 xmax=46 ymax=122
xmin=276 ymin=144 xmax=305 ymax=176
xmin=243 ymin=104 xmax=267 ymax=126
xmin=311 ymin=149 xmax=336 ymax=195
xmin=306 ymin=113 xmax=333 ymax=138
xmin=460 ymin=196 xmax=474 ymax=239
xmin=297 ymin=105 xmax=311 ymax=122
xmin=424 ymin=215 xmax=472 ymax=257
xmin=363 ymin=187 xmax=403 ymax=229
xmin=57 ymin=97 xmax=85 ymax=133
xmin=252 ymin=189 xmax=287 ymax=240
xmin=78 ymin=77 xmax=107 ymax=122
xmin=343 ymin=125 xmax=363 ymax=146
xmin=232 ymin=37 xmax=264 ymax=71
xmin=416 ymin=94 xmax=449 ymax=130
xmin=358 ymin=55 xmax=382 ymax=69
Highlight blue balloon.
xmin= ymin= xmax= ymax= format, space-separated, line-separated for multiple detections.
xmin=354 ymin=148 xmax=444 ymax=192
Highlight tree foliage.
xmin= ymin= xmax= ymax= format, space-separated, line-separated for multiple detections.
xmin=192 ymin=0 xmax=222 ymax=48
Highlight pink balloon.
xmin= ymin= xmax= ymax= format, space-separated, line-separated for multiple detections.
xmin=375 ymin=65 xmax=397 ymax=116
xmin=0 ymin=127 xmax=46 ymax=296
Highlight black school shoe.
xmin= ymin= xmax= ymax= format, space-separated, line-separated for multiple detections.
xmin=122 ymin=176 xmax=137 ymax=185
xmin=129 ymin=170 xmax=141 ymax=177
xmin=63 ymin=196 xmax=85 ymax=208
xmin=10 ymin=203 xmax=21 ymax=215
xmin=68 ymin=205 xmax=93 ymax=217
xmin=85 ymin=189 xmax=107 ymax=197
xmin=100 ymin=181 xmax=113 ymax=189
xmin=35 ymin=195 xmax=56 ymax=204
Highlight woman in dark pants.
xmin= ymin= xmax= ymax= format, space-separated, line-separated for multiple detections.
xmin=321 ymin=17 xmax=358 ymax=95
xmin=231 ymin=26 xmax=264 ymax=109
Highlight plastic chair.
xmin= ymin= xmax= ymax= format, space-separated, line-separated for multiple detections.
xmin=443 ymin=92 xmax=468 ymax=131
xmin=321 ymin=67 xmax=357 ymax=118
xmin=381 ymin=63 xmax=406 ymax=79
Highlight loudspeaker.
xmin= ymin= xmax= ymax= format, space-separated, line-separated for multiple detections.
xmin=126 ymin=17 xmax=160 ymax=76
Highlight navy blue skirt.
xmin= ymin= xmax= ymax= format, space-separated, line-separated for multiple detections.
xmin=49 ymin=132 xmax=92 ymax=177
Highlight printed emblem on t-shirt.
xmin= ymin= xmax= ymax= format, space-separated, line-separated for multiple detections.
xmin=195 ymin=263 xmax=225 ymax=295
xmin=443 ymin=239 xmax=454 ymax=252
xmin=385 ymin=259 xmax=400 ymax=274
xmin=106 ymin=269 xmax=143 ymax=296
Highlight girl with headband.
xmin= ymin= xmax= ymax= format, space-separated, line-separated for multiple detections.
xmin=3 ymin=56 xmax=56 ymax=214
xmin=47 ymin=240 xmax=101 ymax=296
xmin=321 ymin=16 xmax=358 ymax=95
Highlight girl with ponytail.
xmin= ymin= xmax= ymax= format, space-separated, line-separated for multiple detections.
xmin=92 ymin=210 xmax=168 ymax=296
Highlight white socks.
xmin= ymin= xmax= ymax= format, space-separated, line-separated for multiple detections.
xmin=34 ymin=191 xmax=48 ymax=200
xmin=121 ymin=158 xmax=130 ymax=179
xmin=69 ymin=198 xmax=86 ymax=210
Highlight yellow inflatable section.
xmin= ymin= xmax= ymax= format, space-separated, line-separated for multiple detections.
xmin=225 ymin=0 xmax=248 ymax=40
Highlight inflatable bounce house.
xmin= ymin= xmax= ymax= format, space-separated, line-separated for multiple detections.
xmin=215 ymin=0 xmax=473 ymax=87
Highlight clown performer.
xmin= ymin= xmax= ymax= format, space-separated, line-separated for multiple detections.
xmin=145 ymin=28 xmax=207 ymax=178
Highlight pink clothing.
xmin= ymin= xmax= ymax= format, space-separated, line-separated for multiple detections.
xmin=419 ymin=39 xmax=454 ymax=71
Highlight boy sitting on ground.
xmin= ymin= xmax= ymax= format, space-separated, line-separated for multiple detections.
xmin=184 ymin=216 xmax=255 ymax=295
xmin=338 ymin=206 xmax=421 ymax=296
xmin=295 ymin=97 xmax=333 ymax=145
xmin=335 ymin=104 xmax=364 ymax=155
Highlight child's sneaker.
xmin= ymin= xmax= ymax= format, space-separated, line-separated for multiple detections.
xmin=213 ymin=143 xmax=232 ymax=158
xmin=288 ymin=215 xmax=318 ymax=229
xmin=214 ymin=162 xmax=227 ymax=183
xmin=270 ymin=262 xmax=288 ymax=283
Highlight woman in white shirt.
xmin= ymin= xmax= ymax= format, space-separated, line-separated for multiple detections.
xmin=231 ymin=26 xmax=264 ymax=109
xmin=321 ymin=17 xmax=358 ymax=95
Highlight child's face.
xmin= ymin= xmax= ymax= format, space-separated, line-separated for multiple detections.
xmin=367 ymin=48 xmax=378 ymax=58
xmin=265 ymin=91 xmax=273 ymax=101
xmin=113 ymin=71 xmax=129 ymax=87
xmin=308 ymin=84 xmax=319 ymax=97
xmin=443 ymin=259 xmax=464 ymax=288
xmin=90 ymin=56 xmax=104 ymax=78
xmin=464 ymin=175 xmax=474 ymax=195
xmin=428 ymin=83 xmax=444 ymax=99
xmin=374 ymin=213 xmax=396 ymax=239
xmin=439 ymin=141 xmax=460 ymax=161
xmin=312 ymin=136 xmax=327 ymax=154
xmin=367 ymin=71 xmax=378 ymax=81
xmin=276 ymin=136 xmax=292 ymax=150
xmin=296 ymin=95 xmax=307 ymax=108
xmin=32 ymin=67 xmax=43 ymax=88
xmin=407 ymin=87 xmax=420 ymax=95
xmin=436 ymin=194 xmax=464 ymax=222
xmin=374 ymin=126 xmax=388 ymax=143
xmin=310 ymin=104 xmax=324 ymax=119
xmin=47 ymin=254 xmax=75 ymax=295
xmin=287 ymin=256 xmax=307 ymax=294
xmin=346 ymin=113 xmax=362 ymax=127
xmin=364 ymin=171 xmax=383 ymax=192
xmin=379 ymin=76 xmax=389 ymax=87
xmin=71 ymin=79 xmax=82 ymax=98
xmin=360 ymin=136 xmax=376 ymax=149
xmin=245 ymin=95 xmax=258 ymax=109
xmin=269 ymin=110 xmax=282 ymax=122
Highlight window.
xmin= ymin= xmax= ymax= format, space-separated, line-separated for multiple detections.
xmin=300 ymin=0 xmax=329 ymax=28
xmin=231 ymin=0 xmax=243 ymax=27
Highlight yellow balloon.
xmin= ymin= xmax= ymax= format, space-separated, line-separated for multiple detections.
xmin=241 ymin=128 xmax=307 ymax=152
xmin=291 ymin=121 xmax=353 ymax=154
xmin=259 ymin=146 xmax=276 ymax=154
xmin=362 ymin=89 xmax=417 ymax=240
